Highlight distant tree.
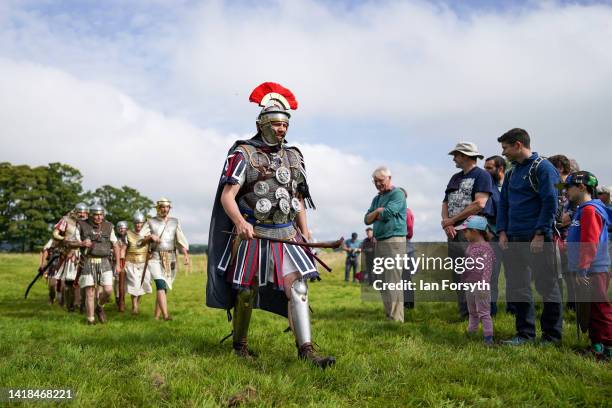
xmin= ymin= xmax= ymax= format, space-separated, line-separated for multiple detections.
xmin=82 ymin=185 xmax=154 ymax=226
xmin=189 ymin=244 xmax=207 ymax=254
xmin=0 ymin=163 xmax=61 ymax=251
xmin=0 ymin=162 xmax=153 ymax=251
xmin=46 ymin=162 xmax=84 ymax=222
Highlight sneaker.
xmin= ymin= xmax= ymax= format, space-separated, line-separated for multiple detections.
xmin=501 ymin=336 xmax=534 ymax=346
xmin=590 ymin=343 xmax=605 ymax=360
xmin=483 ymin=336 xmax=494 ymax=346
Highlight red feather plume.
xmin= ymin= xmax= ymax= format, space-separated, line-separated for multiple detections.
xmin=249 ymin=82 xmax=298 ymax=110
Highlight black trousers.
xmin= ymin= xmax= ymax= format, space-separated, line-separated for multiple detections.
xmin=448 ymin=231 xmax=468 ymax=317
xmin=505 ymin=234 xmax=563 ymax=341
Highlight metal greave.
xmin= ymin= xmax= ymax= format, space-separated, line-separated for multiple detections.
xmin=289 ymin=279 xmax=311 ymax=346
xmin=233 ymin=287 xmax=256 ymax=343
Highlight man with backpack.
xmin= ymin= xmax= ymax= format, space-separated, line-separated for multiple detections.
xmin=496 ymin=128 xmax=563 ymax=346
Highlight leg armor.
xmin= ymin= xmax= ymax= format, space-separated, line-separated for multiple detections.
xmin=233 ymin=287 xmax=257 ymax=358
xmin=289 ymin=279 xmax=312 ymax=346
xmin=290 ymin=279 xmax=336 ymax=369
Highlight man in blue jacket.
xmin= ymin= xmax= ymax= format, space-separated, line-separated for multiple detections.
xmin=496 ymin=128 xmax=563 ymax=345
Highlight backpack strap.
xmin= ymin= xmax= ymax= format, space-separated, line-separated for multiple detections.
xmin=506 ymin=156 xmax=547 ymax=193
xmin=528 ymin=156 xmax=545 ymax=193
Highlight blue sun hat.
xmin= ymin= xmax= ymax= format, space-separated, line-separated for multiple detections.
xmin=455 ymin=215 xmax=488 ymax=231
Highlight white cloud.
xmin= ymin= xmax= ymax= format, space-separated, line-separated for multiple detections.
xmin=2 ymin=0 xmax=612 ymax=243
xmin=1 ymin=59 xmax=445 ymax=242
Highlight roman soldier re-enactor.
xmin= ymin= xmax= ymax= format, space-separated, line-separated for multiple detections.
xmin=140 ymin=198 xmax=190 ymax=321
xmin=52 ymin=202 xmax=89 ymax=311
xmin=39 ymin=238 xmax=61 ymax=305
xmin=122 ymin=211 xmax=153 ymax=314
xmin=113 ymin=221 xmax=128 ymax=312
xmin=207 ymin=82 xmax=335 ymax=368
xmin=69 ymin=204 xmax=120 ymax=325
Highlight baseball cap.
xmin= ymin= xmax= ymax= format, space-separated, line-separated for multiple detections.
xmin=455 ymin=215 xmax=488 ymax=231
xmin=556 ymin=171 xmax=598 ymax=190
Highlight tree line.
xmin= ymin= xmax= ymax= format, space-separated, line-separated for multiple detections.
xmin=0 ymin=162 xmax=154 ymax=252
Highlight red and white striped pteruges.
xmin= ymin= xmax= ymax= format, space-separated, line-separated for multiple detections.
xmin=249 ymin=82 xmax=298 ymax=110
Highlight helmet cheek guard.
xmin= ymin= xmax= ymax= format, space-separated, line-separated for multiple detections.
xmin=257 ymin=111 xmax=290 ymax=147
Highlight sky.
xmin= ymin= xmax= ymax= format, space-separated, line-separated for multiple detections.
xmin=1 ymin=0 xmax=611 ymax=243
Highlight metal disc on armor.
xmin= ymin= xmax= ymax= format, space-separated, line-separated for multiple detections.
xmin=275 ymin=187 xmax=290 ymax=200
xmin=270 ymin=154 xmax=282 ymax=170
xmin=254 ymin=181 xmax=270 ymax=197
xmin=255 ymin=198 xmax=272 ymax=215
xmin=291 ymin=180 xmax=298 ymax=194
xmin=291 ymin=198 xmax=302 ymax=212
xmin=273 ymin=210 xmax=288 ymax=224
xmin=279 ymin=198 xmax=290 ymax=214
xmin=275 ymin=166 xmax=291 ymax=185
xmin=292 ymin=168 xmax=301 ymax=180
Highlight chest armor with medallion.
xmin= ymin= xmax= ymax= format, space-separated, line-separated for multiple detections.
xmin=236 ymin=145 xmax=305 ymax=239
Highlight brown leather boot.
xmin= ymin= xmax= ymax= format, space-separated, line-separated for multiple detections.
xmin=297 ymin=343 xmax=336 ymax=369
xmin=233 ymin=340 xmax=257 ymax=359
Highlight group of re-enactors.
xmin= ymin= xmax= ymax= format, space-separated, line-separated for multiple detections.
xmin=39 ymin=198 xmax=189 ymax=325
xmin=37 ymin=82 xmax=336 ymax=370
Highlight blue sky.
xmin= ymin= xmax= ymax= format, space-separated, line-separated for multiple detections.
xmin=2 ymin=0 xmax=611 ymax=242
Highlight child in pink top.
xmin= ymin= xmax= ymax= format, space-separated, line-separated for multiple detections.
xmin=456 ymin=215 xmax=496 ymax=345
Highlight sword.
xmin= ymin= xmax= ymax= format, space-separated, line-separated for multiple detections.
xmin=222 ymin=231 xmax=342 ymax=272
xmin=24 ymin=254 xmax=61 ymax=299
xmin=140 ymin=242 xmax=151 ymax=286
xmin=222 ymin=231 xmax=343 ymax=249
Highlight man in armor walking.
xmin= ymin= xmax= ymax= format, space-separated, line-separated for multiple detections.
xmin=114 ymin=221 xmax=129 ymax=312
xmin=122 ymin=211 xmax=153 ymax=314
xmin=141 ymin=198 xmax=190 ymax=320
xmin=69 ymin=204 xmax=121 ymax=324
xmin=207 ymin=82 xmax=335 ymax=368
xmin=52 ymin=202 xmax=89 ymax=311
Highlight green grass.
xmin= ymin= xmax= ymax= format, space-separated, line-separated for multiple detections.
xmin=0 ymin=252 xmax=610 ymax=407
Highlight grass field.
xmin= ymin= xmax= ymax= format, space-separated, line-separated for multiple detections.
xmin=0 ymin=252 xmax=610 ymax=407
